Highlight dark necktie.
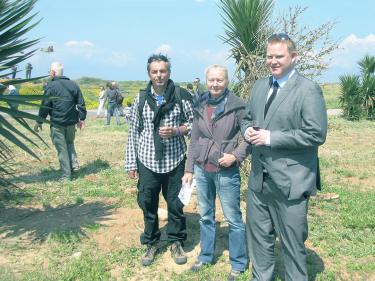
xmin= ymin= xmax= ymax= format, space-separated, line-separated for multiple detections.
xmin=264 ymin=80 xmax=279 ymax=118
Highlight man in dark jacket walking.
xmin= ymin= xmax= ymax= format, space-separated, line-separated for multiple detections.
xmin=34 ymin=61 xmax=87 ymax=181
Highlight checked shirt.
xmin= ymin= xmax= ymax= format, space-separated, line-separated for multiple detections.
xmin=125 ymin=91 xmax=194 ymax=174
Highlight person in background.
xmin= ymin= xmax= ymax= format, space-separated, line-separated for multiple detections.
xmin=193 ymin=77 xmax=205 ymax=96
xmin=7 ymin=84 xmax=20 ymax=110
xmin=186 ymin=83 xmax=194 ymax=96
xmin=182 ymin=65 xmax=250 ymax=281
xmin=11 ymin=65 xmax=17 ymax=79
xmin=241 ymin=33 xmax=327 ymax=281
xmin=105 ymin=81 xmax=121 ymax=125
xmin=123 ymin=101 xmax=132 ymax=123
xmin=125 ymin=54 xmax=194 ymax=267
xmin=25 ymin=63 xmax=33 ymax=79
xmin=34 ymin=61 xmax=87 ymax=181
xmin=96 ymin=86 xmax=107 ymax=118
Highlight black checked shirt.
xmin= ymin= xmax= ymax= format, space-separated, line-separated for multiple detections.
xmin=125 ymin=90 xmax=194 ymax=173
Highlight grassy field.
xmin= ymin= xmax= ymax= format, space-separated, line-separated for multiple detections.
xmin=0 ymin=114 xmax=374 ymax=281
xmin=321 ymin=83 xmax=341 ymax=109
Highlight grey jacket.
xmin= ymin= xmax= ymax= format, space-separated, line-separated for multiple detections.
xmin=185 ymin=90 xmax=251 ymax=173
xmin=241 ymin=71 xmax=327 ymax=200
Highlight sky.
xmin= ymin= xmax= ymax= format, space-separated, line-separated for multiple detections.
xmin=21 ymin=0 xmax=375 ymax=83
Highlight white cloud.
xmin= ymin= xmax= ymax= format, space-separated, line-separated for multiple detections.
xmin=65 ymin=40 xmax=94 ymax=48
xmin=154 ymin=44 xmax=172 ymax=55
xmin=64 ymin=40 xmax=95 ymax=58
xmin=330 ymin=34 xmax=375 ymax=69
xmin=104 ymin=51 xmax=130 ymax=67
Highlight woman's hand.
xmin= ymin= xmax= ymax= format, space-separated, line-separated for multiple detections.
xmin=218 ymin=153 xmax=236 ymax=167
xmin=182 ymin=172 xmax=193 ymax=185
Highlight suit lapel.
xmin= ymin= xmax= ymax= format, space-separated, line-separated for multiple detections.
xmin=264 ymin=72 xmax=299 ymax=127
xmin=256 ymin=79 xmax=271 ymax=128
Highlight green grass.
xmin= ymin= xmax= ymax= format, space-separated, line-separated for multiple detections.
xmin=321 ymin=83 xmax=341 ymax=109
xmin=1 ymin=116 xmax=375 ymax=280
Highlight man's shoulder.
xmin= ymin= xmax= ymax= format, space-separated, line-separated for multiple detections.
xmin=51 ymin=76 xmax=80 ymax=91
xmin=294 ymin=72 xmax=321 ymax=92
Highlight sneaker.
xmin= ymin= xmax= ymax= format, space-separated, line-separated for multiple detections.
xmin=190 ymin=260 xmax=209 ymax=272
xmin=71 ymin=166 xmax=79 ymax=173
xmin=227 ymin=269 xmax=244 ymax=281
xmin=170 ymin=241 xmax=187 ymax=265
xmin=141 ymin=244 xmax=157 ymax=266
xmin=58 ymin=176 xmax=71 ymax=182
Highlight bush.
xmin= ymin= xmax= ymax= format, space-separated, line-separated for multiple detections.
xmin=339 ymin=55 xmax=375 ymax=120
xmin=339 ymin=75 xmax=363 ymax=120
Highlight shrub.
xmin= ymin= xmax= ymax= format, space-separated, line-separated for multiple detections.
xmin=339 ymin=75 xmax=363 ymax=120
xmin=339 ymin=55 xmax=375 ymax=121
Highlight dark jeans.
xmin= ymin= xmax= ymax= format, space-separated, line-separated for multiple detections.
xmin=106 ymin=102 xmax=120 ymax=125
xmin=137 ymin=159 xmax=186 ymax=245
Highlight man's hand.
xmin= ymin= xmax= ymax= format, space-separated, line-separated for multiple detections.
xmin=159 ymin=126 xmax=176 ymax=139
xmin=77 ymin=120 xmax=85 ymax=130
xmin=182 ymin=172 xmax=193 ymax=185
xmin=128 ymin=170 xmax=138 ymax=179
xmin=34 ymin=122 xmax=42 ymax=132
xmin=218 ymin=153 xmax=236 ymax=167
xmin=248 ymin=128 xmax=269 ymax=146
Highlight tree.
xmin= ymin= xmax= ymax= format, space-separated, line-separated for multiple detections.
xmin=339 ymin=75 xmax=362 ymax=120
xmin=219 ymin=0 xmax=274 ymax=98
xmin=0 ymin=0 xmax=47 ymax=187
xmin=218 ymin=0 xmax=339 ymax=99
xmin=358 ymin=55 xmax=375 ymax=119
xmin=339 ymin=55 xmax=375 ymax=120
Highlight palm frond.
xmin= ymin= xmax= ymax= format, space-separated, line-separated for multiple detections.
xmin=0 ymin=0 xmax=45 ymax=187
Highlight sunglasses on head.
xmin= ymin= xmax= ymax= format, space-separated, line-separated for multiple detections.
xmin=268 ymin=33 xmax=291 ymax=41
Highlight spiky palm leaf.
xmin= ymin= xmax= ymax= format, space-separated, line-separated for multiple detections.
xmin=218 ymin=0 xmax=274 ymax=98
xmin=339 ymin=74 xmax=362 ymax=120
xmin=361 ymin=75 xmax=375 ymax=119
xmin=358 ymin=54 xmax=375 ymax=78
xmin=0 ymin=0 xmax=47 ymax=187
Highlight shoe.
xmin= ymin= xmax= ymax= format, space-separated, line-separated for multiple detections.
xmin=141 ymin=244 xmax=157 ymax=266
xmin=190 ymin=260 xmax=209 ymax=272
xmin=227 ymin=269 xmax=244 ymax=281
xmin=71 ymin=166 xmax=79 ymax=172
xmin=58 ymin=176 xmax=71 ymax=183
xmin=170 ymin=241 xmax=187 ymax=265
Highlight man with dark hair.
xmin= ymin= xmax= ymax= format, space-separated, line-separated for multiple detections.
xmin=106 ymin=81 xmax=121 ymax=125
xmin=125 ymin=54 xmax=194 ymax=266
xmin=193 ymin=77 xmax=205 ymax=96
xmin=241 ymin=34 xmax=327 ymax=280
xmin=34 ymin=62 xmax=86 ymax=181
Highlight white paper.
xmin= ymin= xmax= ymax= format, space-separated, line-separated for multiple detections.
xmin=178 ymin=181 xmax=193 ymax=206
